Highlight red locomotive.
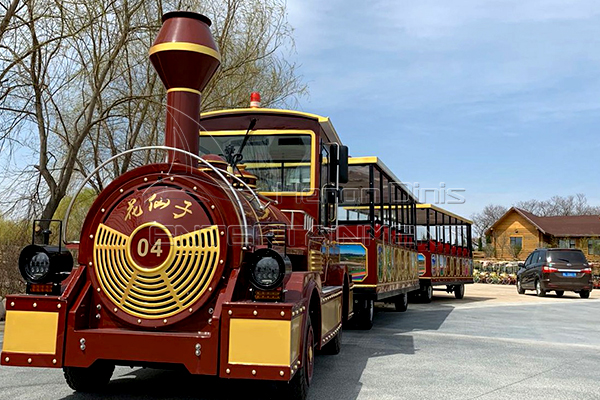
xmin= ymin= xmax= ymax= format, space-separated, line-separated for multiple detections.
xmin=1 ymin=12 xmax=351 ymax=400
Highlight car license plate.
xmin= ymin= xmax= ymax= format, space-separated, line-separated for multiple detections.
xmin=563 ymin=272 xmax=577 ymax=277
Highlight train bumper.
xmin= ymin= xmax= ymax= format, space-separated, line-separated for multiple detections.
xmin=220 ymin=302 xmax=305 ymax=382
xmin=2 ymin=297 xmax=306 ymax=382
xmin=1 ymin=294 xmax=67 ymax=368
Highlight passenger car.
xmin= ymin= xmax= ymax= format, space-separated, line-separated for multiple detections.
xmin=516 ymin=248 xmax=593 ymax=298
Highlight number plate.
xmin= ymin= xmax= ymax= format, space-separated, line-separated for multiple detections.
xmin=562 ymin=272 xmax=577 ymax=277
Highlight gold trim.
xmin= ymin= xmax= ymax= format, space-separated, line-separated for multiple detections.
xmin=322 ymin=296 xmax=342 ymax=335
xmin=149 ymin=42 xmax=221 ymax=61
xmin=199 ymin=130 xmax=317 ymax=196
xmin=200 ymin=109 xmax=343 ymax=145
xmin=201 ymin=108 xmax=329 ymax=123
xmin=348 ymin=156 xmax=378 ymax=165
xmin=167 ymin=87 xmax=201 ymax=95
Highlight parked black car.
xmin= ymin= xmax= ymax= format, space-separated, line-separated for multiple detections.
xmin=516 ymin=248 xmax=593 ymax=298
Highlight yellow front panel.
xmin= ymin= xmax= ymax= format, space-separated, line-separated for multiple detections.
xmin=2 ymin=311 xmax=59 ymax=354
xmin=322 ymin=296 xmax=342 ymax=334
xmin=229 ymin=319 xmax=291 ymax=366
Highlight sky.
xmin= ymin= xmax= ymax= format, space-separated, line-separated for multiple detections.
xmin=286 ymin=0 xmax=600 ymax=219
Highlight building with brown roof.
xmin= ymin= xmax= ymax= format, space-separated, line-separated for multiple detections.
xmin=485 ymin=207 xmax=600 ymax=260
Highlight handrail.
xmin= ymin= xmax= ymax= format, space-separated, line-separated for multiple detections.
xmin=63 ymin=145 xmax=258 ymax=247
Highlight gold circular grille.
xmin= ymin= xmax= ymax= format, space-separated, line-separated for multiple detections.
xmin=93 ymin=222 xmax=220 ymax=319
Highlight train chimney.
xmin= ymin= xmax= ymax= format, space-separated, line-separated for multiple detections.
xmin=149 ymin=11 xmax=221 ymax=166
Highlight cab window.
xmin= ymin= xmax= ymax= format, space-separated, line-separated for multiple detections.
xmin=199 ymin=132 xmax=314 ymax=194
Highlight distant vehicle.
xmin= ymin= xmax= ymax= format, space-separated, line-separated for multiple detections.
xmin=516 ymin=248 xmax=593 ymax=298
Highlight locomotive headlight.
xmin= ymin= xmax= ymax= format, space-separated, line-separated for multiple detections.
xmin=19 ymin=244 xmax=73 ymax=284
xmin=24 ymin=251 xmax=50 ymax=282
xmin=250 ymin=248 xmax=286 ymax=290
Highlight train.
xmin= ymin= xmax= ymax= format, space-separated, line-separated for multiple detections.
xmin=0 ymin=11 xmax=472 ymax=400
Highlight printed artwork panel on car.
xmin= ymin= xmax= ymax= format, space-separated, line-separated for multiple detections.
xmin=339 ymin=243 xmax=368 ymax=282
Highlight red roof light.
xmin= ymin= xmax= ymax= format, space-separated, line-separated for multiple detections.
xmin=250 ymin=92 xmax=261 ymax=108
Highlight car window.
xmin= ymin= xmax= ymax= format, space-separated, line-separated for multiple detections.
xmin=528 ymin=251 xmax=538 ymax=266
xmin=536 ymin=251 xmax=545 ymax=263
xmin=547 ymin=250 xmax=587 ymax=264
xmin=524 ymin=253 xmax=534 ymax=266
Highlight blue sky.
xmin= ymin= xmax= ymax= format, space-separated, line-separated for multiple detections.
xmin=286 ymin=0 xmax=600 ymax=218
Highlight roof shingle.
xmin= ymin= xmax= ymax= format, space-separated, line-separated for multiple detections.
xmin=511 ymin=208 xmax=600 ymax=237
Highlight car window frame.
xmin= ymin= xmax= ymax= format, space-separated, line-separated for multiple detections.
xmin=524 ymin=252 xmax=534 ymax=266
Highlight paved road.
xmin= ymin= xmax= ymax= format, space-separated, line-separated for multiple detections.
xmin=2 ymin=284 xmax=600 ymax=399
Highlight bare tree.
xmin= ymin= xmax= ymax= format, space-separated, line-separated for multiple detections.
xmin=515 ymin=194 xmax=600 ymax=217
xmin=471 ymin=204 xmax=507 ymax=239
xmin=0 ymin=0 xmax=307 ymax=224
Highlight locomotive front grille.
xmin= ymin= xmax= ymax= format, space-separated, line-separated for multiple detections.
xmin=93 ymin=222 xmax=220 ymax=320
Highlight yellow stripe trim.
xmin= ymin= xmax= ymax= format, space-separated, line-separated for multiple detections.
xmin=167 ymin=87 xmax=201 ymax=95
xmin=348 ymin=156 xmax=378 ymax=165
xmin=201 ymin=108 xmax=329 ymax=123
xmin=149 ymin=42 xmax=221 ymax=61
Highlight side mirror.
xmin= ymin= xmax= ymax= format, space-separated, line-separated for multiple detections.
xmin=518 ymin=263 xmax=524 ymax=268
xmin=329 ymin=144 xmax=349 ymax=184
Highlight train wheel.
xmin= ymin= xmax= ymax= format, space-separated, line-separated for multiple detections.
xmin=355 ymin=299 xmax=374 ymax=330
xmin=422 ymin=284 xmax=433 ymax=303
xmin=283 ymin=319 xmax=314 ymax=400
xmin=321 ymin=328 xmax=342 ymax=355
xmin=394 ymin=293 xmax=408 ymax=312
xmin=454 ymin=284 xmax=465 ymax=299
xmin=63 ymin=361 xmax=114 ymax=392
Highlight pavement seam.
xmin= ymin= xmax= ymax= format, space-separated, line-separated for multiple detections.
xmin=395 ymin=330 xmax=600 ymax=351
xmin=467 ymin=358 xmax=577 ymax=399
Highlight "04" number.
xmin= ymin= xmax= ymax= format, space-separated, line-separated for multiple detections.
xmin=137 ymin=238 xmax=163 ymax=257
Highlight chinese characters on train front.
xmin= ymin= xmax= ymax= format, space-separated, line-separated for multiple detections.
xmin=125 ymin=194 xmax=193 ymax=221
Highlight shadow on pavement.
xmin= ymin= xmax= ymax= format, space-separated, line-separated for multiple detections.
xmin=307 ymin=305 xmax=454 ymax=400
xmin=60 ymin=368 xmax=283 ymax=400
xmin=59 ymin=307 xmax=454 ymax=400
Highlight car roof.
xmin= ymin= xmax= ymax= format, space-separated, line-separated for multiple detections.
xmin=534 ymin=248 xmax=584 ymax=252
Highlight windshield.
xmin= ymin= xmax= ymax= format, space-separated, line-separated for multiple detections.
xmin=199 ymin=133 xmax=313 ymax=194
xmin=547 ymin=250 xmax=587 ymax=264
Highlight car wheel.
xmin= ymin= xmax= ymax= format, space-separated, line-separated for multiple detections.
xmin=535 ymin=280 xmax=546 ymax=297
xmin=517 ymin=279 xmax=525 ymax=295
xmin=394 ymin=293 xmax=408 ymax=312
xmin=64 ymin=361 xmax=114 ymax=392
xmin=281 ymin=318 xmax=314 ymax=400
xmin=555 ymin=290 xmax=564 ymax=297
xmin=454 ymin=284 xmax=465 ymax=299
xmin=355 ymin=299 xmax=374 ymax=330
xmin=580 ymin=290 xmax=590 ymax=299
xmin=422 ymin=284 xmax=433 ymax=303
